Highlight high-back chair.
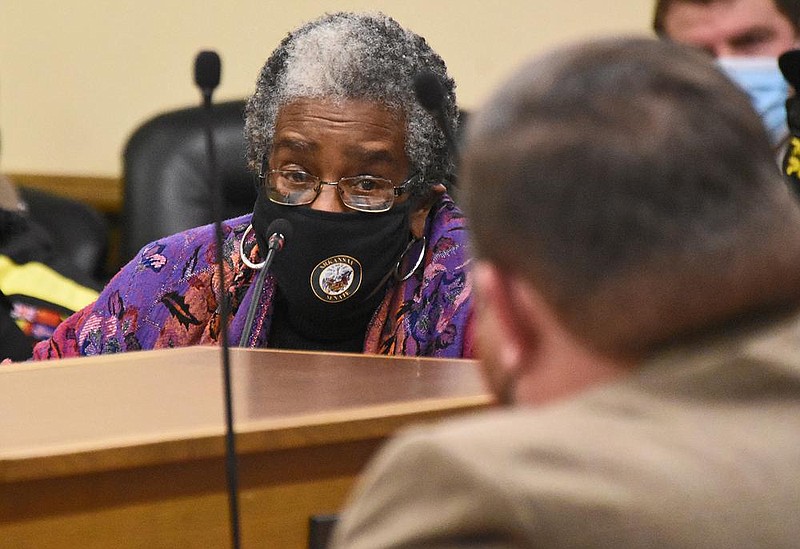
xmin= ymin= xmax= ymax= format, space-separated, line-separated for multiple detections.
xmin=121 ymin=100 xmax=256 ymax=264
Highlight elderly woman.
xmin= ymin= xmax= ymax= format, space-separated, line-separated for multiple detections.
xmin=34 ymin=12 xmax=473 ymax=359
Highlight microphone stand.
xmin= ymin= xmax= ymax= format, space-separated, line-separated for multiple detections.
xmin=195 ymin=50 xmax=242 ymax=549
xmin=238 ymin=223 xmax=291 ymax=348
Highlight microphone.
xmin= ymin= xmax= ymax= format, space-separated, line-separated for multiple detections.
xmin=194 ymin=50 xmax=241 ymax=549
xmin=778 ymin=50 xmax=800 ymax=195
xmin=238 ymin=218 xmax=293 ymax=347
xmin=266 ymin=218 xmax=293 ymax=256
xmin=413 ymin=70 xmax=459 ymax=166
xmin=195 ymin=50 xmax=221 ymax=104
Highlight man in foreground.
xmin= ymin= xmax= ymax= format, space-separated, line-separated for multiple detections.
xmin=332 ymin=37 xmax=800 ymax=547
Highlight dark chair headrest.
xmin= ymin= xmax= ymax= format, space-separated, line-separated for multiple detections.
xmin=17 ymin=186 xmax=108 ymax=288
xmin=122 ymin=99 xmax=256 ymax=263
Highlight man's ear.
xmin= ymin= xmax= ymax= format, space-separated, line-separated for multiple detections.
xmin=472 ymin=262 xmax=541 ymax=381
xmin=409 ymin=184 xmax=446 ymax=239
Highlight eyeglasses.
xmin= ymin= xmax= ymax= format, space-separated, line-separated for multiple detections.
xmin=262 ymin=169 xmax=418 ymax=213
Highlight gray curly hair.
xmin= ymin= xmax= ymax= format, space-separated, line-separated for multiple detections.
xmin=244 ymin=12 xmax=458 ymax=197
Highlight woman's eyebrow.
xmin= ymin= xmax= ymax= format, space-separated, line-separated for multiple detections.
xmin=273 ymin=137 xmax=315 ymax=153
xmin=272 ymin=138 xmax=399 ymax=164
xmin=344 ymin=145 xmax=396 ymax=164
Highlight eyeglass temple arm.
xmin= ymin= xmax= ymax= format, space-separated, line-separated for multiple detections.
xmin=394 ymin=174 xmax=421 ymax=196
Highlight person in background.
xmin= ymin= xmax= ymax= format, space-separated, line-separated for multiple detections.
xmin=34 ymin=12 xmax=473 ymax=360
xmin=653 ymin=0 xmax=800 ymax=154
xmin=0 ymin=135 xmax=98 ymax=360
xmin=331 ymin=37 xmax=800 ymax=548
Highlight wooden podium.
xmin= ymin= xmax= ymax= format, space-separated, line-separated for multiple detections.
xmin=0 ymin=347 xmax=490 ymax=548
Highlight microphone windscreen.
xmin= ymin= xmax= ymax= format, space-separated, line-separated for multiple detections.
xmin=267 ymin=218 xmax=293 ymax=241
xmin=779 ymin=50 xmax=800 ymax=89
xmin=414 ymin=71 xmax=446 ymax=113
xmin=194 ymin=50 xmax=221 ymax=90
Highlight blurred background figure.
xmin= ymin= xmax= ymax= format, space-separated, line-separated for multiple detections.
xmin=0 ymin=153 xmax=98 ymax=360
xmin=653 ymin=0 xmax=798 ymax=57
xmin=653 ymin=0 xmax=800 ymax=152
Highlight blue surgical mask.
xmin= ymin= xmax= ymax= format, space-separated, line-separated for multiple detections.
xmin=718 ymin=57 xmax=790 ymax=146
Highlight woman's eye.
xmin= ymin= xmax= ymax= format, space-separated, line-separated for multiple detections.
xmin=284 ymin=171 xmax=311 ymax=183
xmin=354 ymin=178 xmax=378 ymax=191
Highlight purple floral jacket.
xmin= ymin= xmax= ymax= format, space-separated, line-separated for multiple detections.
xmin=33 ymin=195 xmax=474 ymax=360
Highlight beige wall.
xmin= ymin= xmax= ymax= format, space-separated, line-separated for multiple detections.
xmin=0 ymin=1 xmax=653 ymax=178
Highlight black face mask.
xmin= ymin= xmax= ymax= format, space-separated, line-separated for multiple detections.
xmin=251 ymin=192 xmax=412 ymax=343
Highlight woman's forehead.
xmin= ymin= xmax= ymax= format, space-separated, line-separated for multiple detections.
xmin=275 ymin=97 xmax=405 ymax=127
xmin=272 ymin=98 xmax=407 ymax=156
xmin=269 ymin=97 xmax=411 ymax=180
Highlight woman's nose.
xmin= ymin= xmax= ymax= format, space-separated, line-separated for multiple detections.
xmin=310 ymin=182 xmax=348 ymax=213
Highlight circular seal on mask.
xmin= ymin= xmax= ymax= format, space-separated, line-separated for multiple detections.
xmin=311 ymin=255 xmax=363 ymax=303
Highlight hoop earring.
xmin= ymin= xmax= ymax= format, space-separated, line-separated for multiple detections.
xmin=239 ymin=224 xmax=267 ymax=270
xmin=394 ymin=236 xmax=426 ymax=281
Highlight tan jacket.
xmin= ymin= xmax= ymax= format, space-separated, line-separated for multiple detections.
xmin=332 ymin=314 xmax=800 ymax=548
